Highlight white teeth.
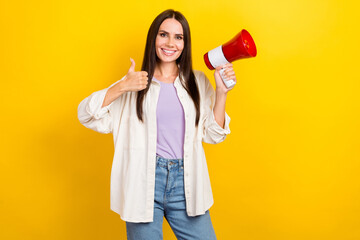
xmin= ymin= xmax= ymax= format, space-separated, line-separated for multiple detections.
xmin=162 ymin=49 xmax=175 ymax=54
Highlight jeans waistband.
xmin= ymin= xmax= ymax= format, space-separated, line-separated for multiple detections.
xmin=156 ymin=155 xmax=184 ymax=169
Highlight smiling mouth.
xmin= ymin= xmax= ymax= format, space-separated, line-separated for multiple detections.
xmin=161 ymin=48 xmax=176 ymax=56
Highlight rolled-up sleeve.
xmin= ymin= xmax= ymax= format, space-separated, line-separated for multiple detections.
xmin=77 ymin=79 xmax=123 ymax=134
xmin=77 ymin=88 xmax=114 ymax=134
xmin=201 ymin=72 xmax=231 ymax=144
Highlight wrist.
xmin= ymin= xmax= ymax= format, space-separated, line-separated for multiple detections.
xmin=216 ymin=89 xmax=228 ymax=98
xmin=116 ymin=81 xmax=127 ymax=95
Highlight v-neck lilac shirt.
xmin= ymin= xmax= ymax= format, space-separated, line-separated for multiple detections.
xmin=154 ymin=78 xmax=185 ymax=159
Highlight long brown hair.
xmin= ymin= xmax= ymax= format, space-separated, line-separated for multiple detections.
xmin=136 ymin=9 xmax=200 ymax=126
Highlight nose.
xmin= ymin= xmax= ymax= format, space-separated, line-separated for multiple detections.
xmin=166 ymin=36 xmax=175 ymax=47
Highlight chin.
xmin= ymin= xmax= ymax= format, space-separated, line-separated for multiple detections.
xmin=161 ymin=58 xmax=178 ymax=63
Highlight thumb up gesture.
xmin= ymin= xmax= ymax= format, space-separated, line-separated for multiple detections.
xmin=121 ymin=58 xmax=149 ymax=92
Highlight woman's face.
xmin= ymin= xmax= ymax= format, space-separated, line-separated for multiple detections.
xmin=155 ymin=18 xmax=184 ymax=64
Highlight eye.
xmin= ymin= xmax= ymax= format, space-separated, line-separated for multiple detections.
xmin=176 ymin=36 xmax=183 ymax=40
xmin=160 ymin=33 xmax=167 ymax=37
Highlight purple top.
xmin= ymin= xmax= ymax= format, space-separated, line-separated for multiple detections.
xmin=155 ymin=78 xmax=185 ymax=159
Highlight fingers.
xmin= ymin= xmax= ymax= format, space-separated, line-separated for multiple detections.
xmin=128 ymin=57 xmax=136 ymax=73
xmin=222 ymin=64 xmax=235 ymax=78
xmin=128 ymin=58 xmax=148 ymax=76
xmin=215 ymin=63 xmax=235 ymax=78
xmin=223 ymin=69 xmax=236 ymax=78
xmin=140 ymin=71 xmax=148 ymax=77
xmin=134 ymin=71 xmax=148 ymax=80
xmin=139 ymin=78 xmax=149 ymax=90
xmin=223 ymin=62 xmax=233 ymax=68
xmin=215 ymin=62 xmax=233 ymax=70
xmin=133 ymin=72 xmax=149 ymax=90
xmin=124 ymin=58 xmax=149 ymax=91
xmin=127 ymin=70 xmax=148 ymax=79
xmin=217 ymin=64 xmax=236 ymax=84
xmin=133 ymin=72 xmax=148 ymax=84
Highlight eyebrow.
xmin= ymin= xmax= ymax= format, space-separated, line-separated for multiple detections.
xmin=159 ymin=30 xmax=183 ymax=36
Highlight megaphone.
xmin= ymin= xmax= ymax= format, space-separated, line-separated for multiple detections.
xmin=204 ymin=29 xmax=257 ymax=88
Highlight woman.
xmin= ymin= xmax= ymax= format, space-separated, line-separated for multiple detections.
xmin=78 ymin=9 xmax=236 ymax=240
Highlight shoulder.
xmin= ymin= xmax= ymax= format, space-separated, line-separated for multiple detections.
xmin=193 ymin=70 xmax=210 ymax=87
xmin=193 ymin=69 xmax=207 ymax=80
xmin=193 ymin=70 xmax=212 ymax=92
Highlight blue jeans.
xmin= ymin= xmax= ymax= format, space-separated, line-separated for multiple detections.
xmin=126 ymin=156 xmax=217 ymax=240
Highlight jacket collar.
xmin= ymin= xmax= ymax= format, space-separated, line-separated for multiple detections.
xmin=151 ymin=74 xmax=182 ymax=86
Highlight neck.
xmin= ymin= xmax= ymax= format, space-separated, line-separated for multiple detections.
xmin=154 ymin=62 xmax=179 ymax=79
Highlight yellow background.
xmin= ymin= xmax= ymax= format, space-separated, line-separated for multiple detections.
xmin=1 ymin=0 xmax=359 ymax=239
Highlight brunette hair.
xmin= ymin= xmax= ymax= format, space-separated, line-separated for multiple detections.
xmin=136 ymin=9 xmax=200 ymax=126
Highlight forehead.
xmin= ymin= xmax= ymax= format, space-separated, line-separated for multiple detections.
xmin=159 ymin=18 xmax=183 ymax=34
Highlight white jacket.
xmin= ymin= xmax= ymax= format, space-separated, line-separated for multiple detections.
xmin=77 ymin=70 xmax=231 ymax=222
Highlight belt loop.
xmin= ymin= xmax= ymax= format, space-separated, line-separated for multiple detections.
xmin=156 ymin=155 xmax=159 ymax=165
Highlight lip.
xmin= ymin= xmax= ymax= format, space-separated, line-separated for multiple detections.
xmin=161 ymin=48 xmax=177 ymax=56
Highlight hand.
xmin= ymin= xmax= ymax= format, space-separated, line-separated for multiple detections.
xmin=214 ymin=63 xmax=237 ymax=94
xmin=120 ymin=58 xmax=148 ymax=92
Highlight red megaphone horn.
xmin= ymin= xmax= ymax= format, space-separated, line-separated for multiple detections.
xmin=204 ymin=29 xmax=257 ymax=88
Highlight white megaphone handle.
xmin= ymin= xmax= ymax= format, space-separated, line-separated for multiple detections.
xmin=219 ymin=68 xmax=236 ymax=88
